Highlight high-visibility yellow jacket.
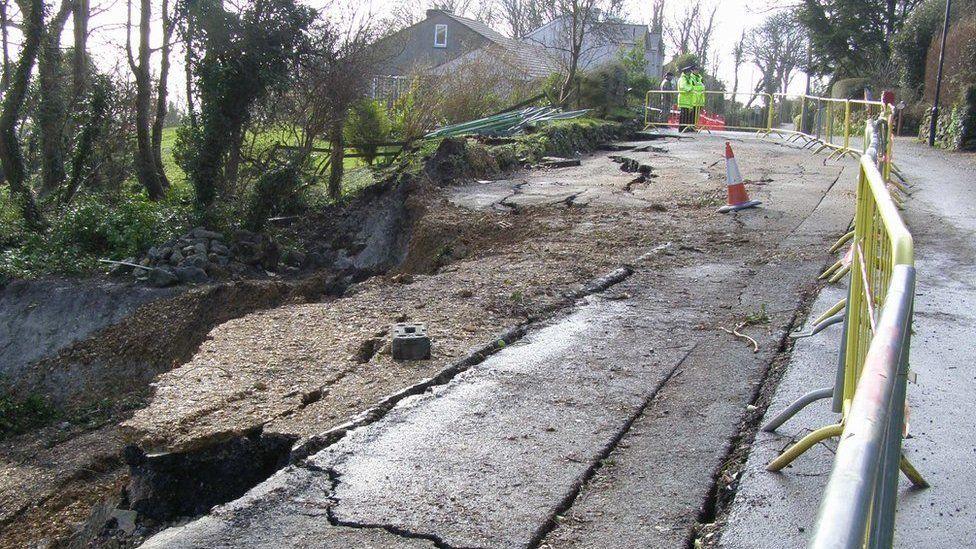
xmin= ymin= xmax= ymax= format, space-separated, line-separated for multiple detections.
xmin=677 ymin=73 xmax=696 ymax=108
xmin=692 ymin=74 xmax=706 ymax=107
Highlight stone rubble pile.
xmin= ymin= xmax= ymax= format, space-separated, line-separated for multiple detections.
xmin=113 ymin=227 xmax=315 ymax=287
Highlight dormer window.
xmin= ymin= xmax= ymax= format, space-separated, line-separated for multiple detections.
xmin=434 ymin=24 xmax=447 ymax=48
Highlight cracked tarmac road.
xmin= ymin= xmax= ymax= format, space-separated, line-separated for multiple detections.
xmin=137 ymin=134 xmax=855 ymax=549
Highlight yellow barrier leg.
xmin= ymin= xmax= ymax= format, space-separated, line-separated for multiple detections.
xmin=888 ymin=178 xmax=909 ymax=194
xmin=828 ymin=264 xmax=851 ymax=283
xmin=813 ymin=298 xmax=847 ymax=325
xmin=767 ymin=423 xmax=844 ymax=472
xmin=900 ymin=455 xmax=930 ymax=488
xmin=891 ymin=164 xmax=909 ymax=184
xmin=829 ymin=230 xmax=855 ymax=252
xmin=826 ymin=148 xmax=845 ymax=162
xmin=819 ymin=260 xmax=842 ymax=280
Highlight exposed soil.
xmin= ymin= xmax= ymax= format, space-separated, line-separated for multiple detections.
xmin=1 ymin=131 xmax=838 ymax=548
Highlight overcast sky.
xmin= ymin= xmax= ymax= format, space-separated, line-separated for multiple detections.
xmin=74 ymin=0 xmax=806 ymax=109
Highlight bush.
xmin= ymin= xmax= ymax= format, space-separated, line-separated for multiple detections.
xmin=578 ymin=63 xmax=630 ymax=117
xmin=345 ymin=100 xmax=392 ymax=165
xmin=617 ymin=41 xmax=657 ymax=104
xmin=0 ymin=388 xmax=56 ymax=439
xmin=832 ymin=78 xmax=873 ymax=99
xmin=243 ymin=166 xmax=305 ymax=232
xmin=663 ymin=53 xmax=700 ymax=77
xmin=894 ymin=0 xmax=976 ymax=96
xmin=390 ymin=77 xmax=442 ymax=142
xmin=923 ymin=15 xmax=976 ymax=107
xmin=0 ymin=189 xmax=191 ymax=278
xmin=433 ymin=51 xmax=537 ymax=124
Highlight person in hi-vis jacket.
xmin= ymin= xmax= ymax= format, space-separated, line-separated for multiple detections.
xmin=677 ymin=64 xmax=704 ymax=132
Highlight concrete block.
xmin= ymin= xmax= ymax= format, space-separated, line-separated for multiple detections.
xmin=392 ymin=323 xmax=431 ymax=360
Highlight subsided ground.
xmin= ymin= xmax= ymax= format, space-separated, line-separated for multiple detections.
xmin=2 ymin=132 xmax=855 ymax=547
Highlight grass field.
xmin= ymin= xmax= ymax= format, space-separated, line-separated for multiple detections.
xmin=159 ymin=126 xmax=383 ymax=187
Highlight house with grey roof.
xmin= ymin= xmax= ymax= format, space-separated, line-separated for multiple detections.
xmin=522 ymin=16 xmax=663 ymax=78
xmin=375 ymin=9 xmax=662 ymax=82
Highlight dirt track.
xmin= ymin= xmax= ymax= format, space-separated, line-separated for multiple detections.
xmin=1 ymin=133 xmax=853 ymax=547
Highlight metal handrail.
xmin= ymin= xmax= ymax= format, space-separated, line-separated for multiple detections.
xmin=810 ymin=265 xmax=916 ymax=548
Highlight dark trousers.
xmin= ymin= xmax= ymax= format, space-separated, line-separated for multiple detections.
xmin=679 ymin=107 xmax=696 ymax=131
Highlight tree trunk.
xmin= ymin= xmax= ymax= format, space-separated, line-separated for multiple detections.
xmin=558 ymin=52 xmax=579 ymax=107
xmin=63 ymin=81 xmax=106 ymax=205
xmin=1 ymin=0 xmax=10 ymax=91
xmin=151 ymin=0 xmax=172 ymax=187
xmin=71 ymin=0 xmax=89 ymax=101
xmin=327 ymin=119 xmax=345 ymax=200
xmin=184 ymin=12 xmax=197 ymax=128
xmin=133 ymin=0 xmax=165 ymax=200
xmin=37 ymin=2 xmax=74 ymax=198
xmin=224 ymin=122 xmax=244 ymax=197
xmin=0 ymin=0 xmax=45 ymax=229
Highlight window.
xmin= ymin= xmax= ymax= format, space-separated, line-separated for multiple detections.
xmin=434 ymin=24 xmax=447 ymax=48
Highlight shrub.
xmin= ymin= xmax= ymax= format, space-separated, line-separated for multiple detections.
xmin=578 ymin=63 xmax=630 ymax=117
xmin=431 ymin=50 xmax=537 ymax=124
xmin=617 ymin=40 xmax=656 ymax=103
xmin=0 ymin=189 xmax=191 ymax=278
xmin=923 ymin=15 xmax=976 ymax=107
xmin=345 ymin=100 xmax=392 ymax=165
xmin=0 ymin=388 xmax=56 ymax=439
xmin=894 ymin=0 xmax=976 ymax=96
xmin=832 ymin=78 xmax=873 ymax=99
xmin=243 ymin=166 xmax=304 ymax=232
xmin=390 ymin=77 xmax=442 ymax=142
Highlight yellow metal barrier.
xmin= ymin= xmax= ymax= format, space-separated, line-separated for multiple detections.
xmin=644 ymin=90 xmax=774 ymax=133
xmin=767 ymin=121 xmax=924 ymax=485
xmin=642 ymin=86 xmax=922 ymax=493
xmin=644 ymin=91 xmax=894 ymax=171
xmin=842 ymin=154 xmax=913 ymax=412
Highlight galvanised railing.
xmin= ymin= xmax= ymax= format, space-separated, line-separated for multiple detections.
xmin=809 ymin=263 xmax=919 ymax=548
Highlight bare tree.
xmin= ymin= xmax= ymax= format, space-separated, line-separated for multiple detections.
xmin=498 ymin=0 xmax=555 ymax=37
xmin=650 ymin=0 xmax=664 ymax=34
xmin=387 ymin=0 xmax=498 ymax=30
xmin=526 ymin=0 xmax=624 ymax=105
xmin=0 ymin=0 xmax=45 ymax=229
xmin=730 ymin=29 xmax=745 ymax=98
xmin=664 ymin=0 xmax=697 ymax=55
xmin=689 ymin=2 xmax=716 ymax=68
xmin=291 ymin=13 xmax=378 ymax=199
xmin=745 ymin=12 xmax=805 ymax=97
xmin=127 ymin=0 xmax=165 ymax=200
xmin=664 ymin=0 xmax=716 ymax=66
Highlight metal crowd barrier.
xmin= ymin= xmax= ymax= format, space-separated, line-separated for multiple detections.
xmin=643 ymin=90 xmax=772 ymax=133
xmin=643 ymin=87 xmax=926 ymax=544
xmin=766 ymin=120 xmax=925 ymax=474
xmin=810 ymin=264 xmax=917 ymax=548
xmin=644 ymin=91 xmax=892 ymax=165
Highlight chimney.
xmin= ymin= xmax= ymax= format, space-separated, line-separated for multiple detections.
xmin=427 ymin=8 xmax=450 ymax=18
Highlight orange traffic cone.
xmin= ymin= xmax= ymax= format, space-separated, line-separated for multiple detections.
xmin=718 ymin=142 xmax=761 ymax=213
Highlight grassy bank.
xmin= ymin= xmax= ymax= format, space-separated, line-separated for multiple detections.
xmin=1 ymin=118 xmax=622 ymax=280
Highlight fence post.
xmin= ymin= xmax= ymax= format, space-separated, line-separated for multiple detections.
xmin=844 ymin=100 xmax=852 ymax=150
xmin=799 ymin=96 xmax=807 ymax=133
